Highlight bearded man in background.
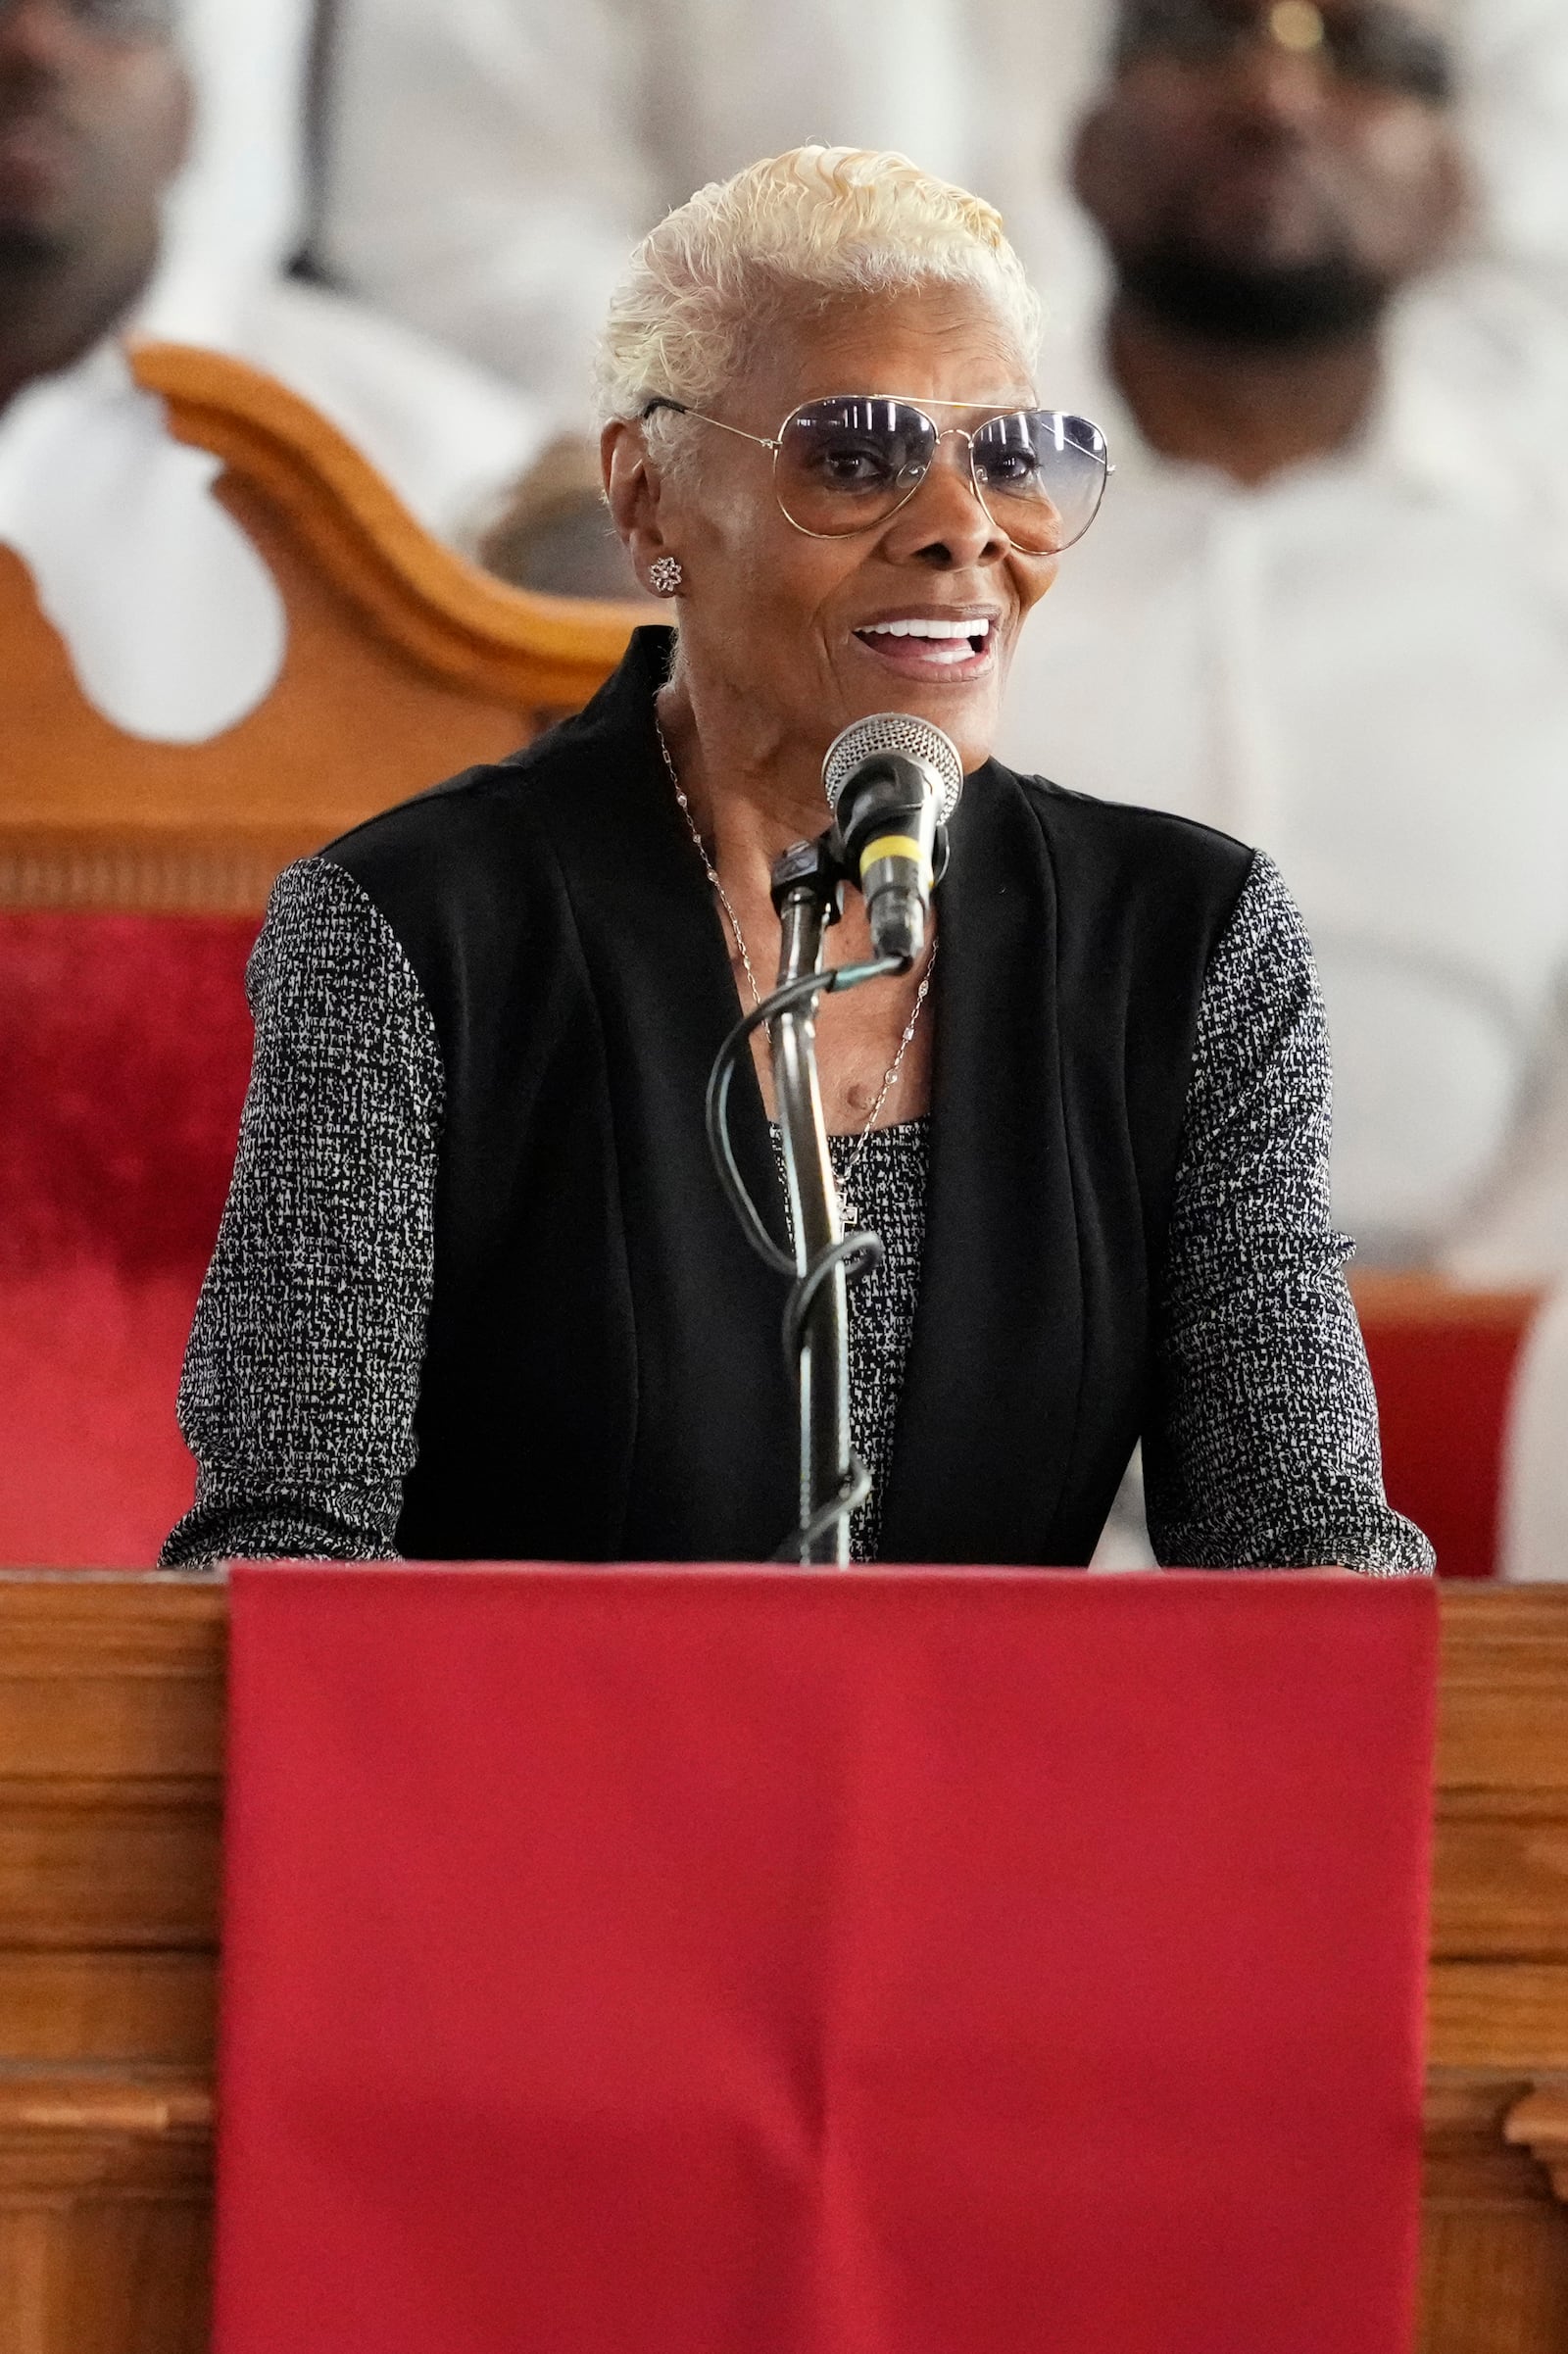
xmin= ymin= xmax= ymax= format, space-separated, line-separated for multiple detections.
xmin=1001 ymin=0 xmax=1568 ymax=1282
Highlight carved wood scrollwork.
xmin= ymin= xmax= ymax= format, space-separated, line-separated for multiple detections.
xmin=1 ymin=345 xmax=642 ymax=916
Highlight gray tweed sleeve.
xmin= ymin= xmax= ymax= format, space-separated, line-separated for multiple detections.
xmin=1143 ymin=853 xmax=1435 ymax=1575
xmin=161 ymin=857 xmax=443 ymax=1566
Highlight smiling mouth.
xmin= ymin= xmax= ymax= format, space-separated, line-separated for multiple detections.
xmin=854 ymin=615 xmax=995 ymax=676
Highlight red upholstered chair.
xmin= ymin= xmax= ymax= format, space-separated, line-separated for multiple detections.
xmin=0 ymin=912 xmax=257 ymax=1565
xmin=0 ymin=344 xmax=636 ymax=1565
xmin=1351 ymin=1273 xmax=1544 ymax=1581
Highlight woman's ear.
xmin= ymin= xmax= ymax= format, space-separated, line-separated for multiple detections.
xmin=603 ymin=419 xmax=678 ymax=581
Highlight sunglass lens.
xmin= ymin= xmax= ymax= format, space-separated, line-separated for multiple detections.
xmin=775 ymin=398 xmax=938 ymax=535
xmin=971 ymin=412 xmax=1109 ymax=553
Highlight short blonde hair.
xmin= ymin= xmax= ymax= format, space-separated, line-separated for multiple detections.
xmin=595 ymin=146 xmax=1043 ymax=453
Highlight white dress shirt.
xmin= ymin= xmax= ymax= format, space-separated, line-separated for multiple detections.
xmin=146 ymin=0 xmax=548 ymax=536
xmin=154 ymin=0 xmax=316 ymax=306
xmin=0 ymin=341 xmax=287 ymax=744
xmin=998 ymin=304 xmax=1568 ymax=1274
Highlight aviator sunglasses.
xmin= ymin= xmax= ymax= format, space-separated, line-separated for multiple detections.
xmin=642 ymin=394 xmax=1112 ymax=556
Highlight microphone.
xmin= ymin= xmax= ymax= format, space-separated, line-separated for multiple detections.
xmin=822 ymin=713 xmax=964 ymax=964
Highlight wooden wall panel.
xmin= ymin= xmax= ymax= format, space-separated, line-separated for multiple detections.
xmin=0 ymin=1784 xmax=219 ymax=1949
xmin=0 ymin=2187 xmax=212 ymax=2354
xmin=0 ymin=1577 xmax=1562 ymax=2351
xmin=1430 ymin=1966 xmax=1568 ymax=2073
xmin=1433 ymin=1801 xmax=1568 ymax=1956
xmin=1424 ymin=1592 xmax=1568 ymax=2351
xmin=0 ymin=1955 xmax=215 ymax=2068
xmin=0 ymin=1578 xmax=220 ymax=2352
xmin=1420 ymin=2078 xmax=1568 ymax=2354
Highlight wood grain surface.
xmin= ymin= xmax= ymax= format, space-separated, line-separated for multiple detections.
xmin=0 ymin=344 xmax=640 ymax=914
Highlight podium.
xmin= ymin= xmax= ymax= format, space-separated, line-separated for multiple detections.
xmin=0 ymin=1574 xmax=1565 ymax=2350
xmin=218 ymin=1568 xmax=1437 ymax=2352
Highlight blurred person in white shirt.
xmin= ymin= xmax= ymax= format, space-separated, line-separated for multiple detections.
xmin=316 ymin=0 xmax=1104 ymax=434
xmin=999 ymin=0 xmax=1568 ymax=1278
xmin=0 ymin=0 xmax=544 ymax=747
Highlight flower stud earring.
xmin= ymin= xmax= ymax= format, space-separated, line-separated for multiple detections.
xmin=648 ymin=556 xmax=683 ymax=596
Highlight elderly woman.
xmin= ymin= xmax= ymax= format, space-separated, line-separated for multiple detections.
xmin=164 ymin=147 xmax=1431 ymax=1574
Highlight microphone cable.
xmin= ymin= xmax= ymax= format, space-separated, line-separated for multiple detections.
xmin=705 ymin=954 xmax=905 ymax=1561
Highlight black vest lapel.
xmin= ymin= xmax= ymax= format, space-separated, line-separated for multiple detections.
xmin=529 ymin=632 xmax=799 ymax=1560
xmin=876 ymin=763 xmax=1086 ymax=1565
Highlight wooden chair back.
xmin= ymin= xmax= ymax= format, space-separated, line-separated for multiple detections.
xmin=0 ymin=340 xmax=638 ymax=913
xmin=0 ymin=347 xmax=638 ymax=1564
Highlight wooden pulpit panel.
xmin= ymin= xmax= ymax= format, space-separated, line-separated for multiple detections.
xmin=1423 ymin=1590 xmax=1568 ymax=2352
xmin=0 ymin=1578 xmax=221 ymax=2353
xmin=0 ymin=1577 xmax=1562 ymax=2354
xmin=0 ymin=342 xmax=639 ymax=914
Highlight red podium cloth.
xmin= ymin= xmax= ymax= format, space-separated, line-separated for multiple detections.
xmin=219 ymin=1566 xmax=1437 ymax=2354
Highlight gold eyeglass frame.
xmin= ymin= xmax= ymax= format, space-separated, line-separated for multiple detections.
xmin=641 ymin=394 xmax=1113 ymax=554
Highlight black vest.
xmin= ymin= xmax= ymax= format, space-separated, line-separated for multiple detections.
xmin=328 ymin=629 xmax=1252 ymax=1566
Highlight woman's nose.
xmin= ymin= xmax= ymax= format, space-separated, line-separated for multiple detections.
xmin=889 ymin=435 xmax=1008 ymax=569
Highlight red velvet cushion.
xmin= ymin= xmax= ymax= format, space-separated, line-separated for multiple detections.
xmin=0 ymin=911 xmax=257 ymax=1566
xmin=1359 ymin=1304 xmax=1537 ymax=1581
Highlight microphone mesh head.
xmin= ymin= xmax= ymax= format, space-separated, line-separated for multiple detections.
xmin=822 ymin=713 xmax=964 ymax=825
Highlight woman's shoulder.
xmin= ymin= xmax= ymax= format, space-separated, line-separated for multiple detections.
xmin=983 ymin=762 xmax=1259 ymax=961
xmin=309 ymin=709 xmax=615 ymax=979
xmin=1004 ymin=765 xmax=1256 ymax=894
xmin=326 ymin=726 xmax=579 ymax=883
xmin=321 ymin=634 xmax=664 ymax=899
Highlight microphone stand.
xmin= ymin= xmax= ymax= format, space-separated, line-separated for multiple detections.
xmin=708 ymin=723 xmax=956 ymax=1568
xmin=768 ymin=837 xmax=853 ymax=1566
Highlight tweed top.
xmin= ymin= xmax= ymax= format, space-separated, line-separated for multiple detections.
xmin=772 ymin=1119 xmax=932 ymax=1566
xmin=164 ymin=849 xmax=1434 ymax=1575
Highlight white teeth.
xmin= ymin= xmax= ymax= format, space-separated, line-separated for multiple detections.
xmin=859 ymin=615 xmax=990 ymax=640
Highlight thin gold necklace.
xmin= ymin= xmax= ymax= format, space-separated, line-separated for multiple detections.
xmin=656 ymin=716 xmax=936 ymax=1222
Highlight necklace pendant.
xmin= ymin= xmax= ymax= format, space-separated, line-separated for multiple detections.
xmin=839 ymin=1198 xmax=858 ymax=1230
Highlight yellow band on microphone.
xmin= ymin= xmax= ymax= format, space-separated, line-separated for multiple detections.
xmin=858 ymin=834 xmax=933 ymax=889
